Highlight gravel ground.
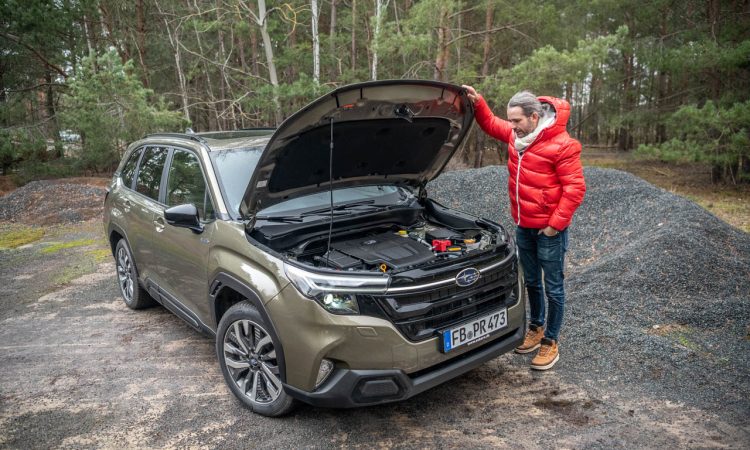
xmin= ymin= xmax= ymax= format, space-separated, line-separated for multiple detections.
xmin=0 ymin=180 xmax=106 ymax=224
xmin=0 ymin=167 xmax=748 ymax=448
xmin=429 ymin=166 xmax=750 ymax=423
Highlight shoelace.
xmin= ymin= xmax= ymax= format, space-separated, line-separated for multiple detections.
xmin=538 ymin=344 xmax=552 ymax=357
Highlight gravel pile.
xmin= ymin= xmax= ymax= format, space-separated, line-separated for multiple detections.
xmin=0 ymin=180 xmax=106 ymax=224
xmin=429 ymin=166 xmax=750 ymax=417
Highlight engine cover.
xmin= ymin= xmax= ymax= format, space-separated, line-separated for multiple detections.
xmin=332 ymin=232 xmax=434 ymax=270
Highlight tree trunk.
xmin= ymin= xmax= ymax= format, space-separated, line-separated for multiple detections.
xmin=371 ymin=0 xmax=384 ymax=80
xmin=135 ymin=0 xmax=149 ymax=87
xmin=156 ymin=0 xmax=190 ymax=124
xmin=618 ymin=51 xmax=633 ymax=151
xmin=311 ymin=0 xmax=320 ymax=85
xmin=329 ymin=0 xmax=337 ymax=78
xmin=256 ymin=0 xmax=282 ymax=125
xmin=45 ymin=71 xmax=62 ymax=158
xmin=433 ymin=5 xmax=450 ymax=81
xmin=351 ymin=0 xmax=356 ymax=71
xmin=481 ymin=1 xmax=494 ymax=77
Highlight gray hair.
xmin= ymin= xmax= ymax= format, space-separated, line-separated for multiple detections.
xmin=507 ymin=91 xmax=542 ymax=117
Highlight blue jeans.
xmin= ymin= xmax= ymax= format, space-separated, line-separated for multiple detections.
xmin=515 ymin=226 xmax=569 ymax=341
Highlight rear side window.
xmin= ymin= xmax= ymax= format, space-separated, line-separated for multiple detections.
xmin=166 ymin=149 xmax=215 ymax=220
xmin=135 ymin=147 xmax=168 ymax=201
xmin=120 ymin=148 xmax=143 ymax=189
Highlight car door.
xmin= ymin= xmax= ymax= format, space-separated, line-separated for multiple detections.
xmin=129 ymin=146 xmax=169 ymax=282
xmin=151 ymin=147 xmax=217 ymax=326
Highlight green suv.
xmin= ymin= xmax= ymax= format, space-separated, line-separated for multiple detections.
xmin=104 ymin=80 xmax=525 ymax=416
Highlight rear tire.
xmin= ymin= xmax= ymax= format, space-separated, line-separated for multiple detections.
xmin=216 ymin=301 xmax=295 ymax=417
xmin=114 ymin=239 xmax=156 ymax=310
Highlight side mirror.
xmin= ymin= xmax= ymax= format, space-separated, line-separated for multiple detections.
xmin=164 ymin=204 xmax=203 ymax=233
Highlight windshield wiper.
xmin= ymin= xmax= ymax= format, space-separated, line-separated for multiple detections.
xmin=255 ymin=200 xmax=385 ymax=222
xmin=298 ymin=199 xmax=381 ymax=217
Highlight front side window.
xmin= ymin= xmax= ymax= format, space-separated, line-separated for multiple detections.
xmin=166 ymin=149 xmax=215 ymax=220
xmin=120 ymin=148 xmax=143 ymax=189
xmin=135 ymin=147 xmax=168 ymax=200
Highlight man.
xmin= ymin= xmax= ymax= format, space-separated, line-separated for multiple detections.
xmin=462 ymin=86 xmax=585 ymax=370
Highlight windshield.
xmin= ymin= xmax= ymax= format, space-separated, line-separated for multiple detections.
xmin=212 ymin=146 xmax=413 ymax=217
xmin=211 ymin=146 xmax=263 ymax=215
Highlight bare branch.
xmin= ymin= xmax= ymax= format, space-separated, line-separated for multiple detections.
xmin=0 ymin=31 xmax=68 ymax=79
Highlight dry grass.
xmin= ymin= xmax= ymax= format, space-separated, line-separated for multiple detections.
xmin=581 ymin=148 xmax=750 ymax=233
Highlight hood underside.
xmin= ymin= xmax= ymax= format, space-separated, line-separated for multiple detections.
xmin=240 ymin=80 xmax=474 ymax=218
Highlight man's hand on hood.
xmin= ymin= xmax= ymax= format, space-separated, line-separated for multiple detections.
xmin=462 ymin=85 xmax=479 ymax=104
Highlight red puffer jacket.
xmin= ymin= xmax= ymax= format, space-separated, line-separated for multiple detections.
xmin=473 ymin=95 xmax=585 ymax=230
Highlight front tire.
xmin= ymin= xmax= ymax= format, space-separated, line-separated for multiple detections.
xmin=216 ymin=301 xmax=295 ymax=417
xmin=114 ymin=239 xmax=155 ymax=310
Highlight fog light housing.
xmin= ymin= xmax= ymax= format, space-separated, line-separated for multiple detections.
xmin=315 ymin=359 xmax=334 ymax=389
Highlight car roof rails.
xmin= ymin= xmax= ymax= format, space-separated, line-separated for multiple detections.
xmin=143 ymin=132 xmax=207 ymax=143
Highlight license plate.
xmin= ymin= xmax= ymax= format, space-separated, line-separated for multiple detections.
xmin=440 ymin=308 xmax=507 ymax=353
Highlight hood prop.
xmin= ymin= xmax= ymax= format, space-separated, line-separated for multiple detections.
xmin=325 ymin=116 xmax=335 ymax=267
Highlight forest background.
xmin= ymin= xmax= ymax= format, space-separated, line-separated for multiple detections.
xmin=1 ymin=0 xmax=749 ymax=186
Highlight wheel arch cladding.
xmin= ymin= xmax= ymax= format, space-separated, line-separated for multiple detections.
xmin=210 ymin=272 xmax=287 ymax=383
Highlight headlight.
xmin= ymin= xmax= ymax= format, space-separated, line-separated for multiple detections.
xmin=317 ymin=293 xmax=359 ymax=314
xmin=283 ymin=263 xmax=389 ymax=315
xmin=283 ymin=263 xmax=389 ymax=296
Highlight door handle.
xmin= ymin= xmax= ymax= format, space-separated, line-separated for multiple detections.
xmin=153 ymin=216 xmax=166 ymax=232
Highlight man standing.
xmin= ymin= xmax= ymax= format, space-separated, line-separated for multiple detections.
xmin=462 ymin=86 xmax=585 ymax=370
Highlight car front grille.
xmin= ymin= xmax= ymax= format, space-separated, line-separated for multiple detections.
xmin=365 ymin=260 xmax=518 ymax=342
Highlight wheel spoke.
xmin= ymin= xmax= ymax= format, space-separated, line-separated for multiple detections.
xmin=224 ymin=342 xmax=246 ymax=357
xmin=261 ymin=363 xmax=282 ymax=399
xmin=255 ymin=335 xmax=272 ymax=353
xmin=225 ymin=358 xmax=250 ymax=370
xmin=233 ymin=322 xmax=250 ymax=354
xmin=249 ymin=370 xmax=260 ymax=402
xmin=240 ymin=370 xmax=254 ymax=394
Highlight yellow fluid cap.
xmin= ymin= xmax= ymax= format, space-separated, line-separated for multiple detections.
xmin=463 ymin=238 xmax=476 ymax=244
xmin=379 ymin=263 xmax=388 ymax=272
xmin=397 ymin=230 xmax=408 ymax=236
xmin=447 ymin=246 xmax=462 ymax=252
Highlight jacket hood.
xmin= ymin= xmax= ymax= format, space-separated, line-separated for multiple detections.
xmin=537 ymin=96 xmax=571 ymax=138
xmin=240 ymin=80 xmax=475 ymax=218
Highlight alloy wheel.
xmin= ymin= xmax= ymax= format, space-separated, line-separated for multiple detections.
xmin=116 ymin=246 xmax=134 ymax=303
xmin=222 ymin=319 xmax=283 ymax=404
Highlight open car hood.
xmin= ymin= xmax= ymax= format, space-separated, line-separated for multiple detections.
xmin=240 ymin=80 xmax=474 ymax=218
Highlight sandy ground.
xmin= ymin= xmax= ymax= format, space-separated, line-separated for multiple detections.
xmin=0 ymin=221 xmax=747 ymax=449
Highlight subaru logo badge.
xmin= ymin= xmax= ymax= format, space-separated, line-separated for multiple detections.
xmin=455 ymin=268 xmax=480 ymax=287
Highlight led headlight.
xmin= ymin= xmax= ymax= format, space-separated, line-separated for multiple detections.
xmin=283 ymin=263 xmax=389 ymax=315
xmin=283 ymin=263 xmax=389 ymax=296
xmin=317 ymin=293 xmax=359 ymax=314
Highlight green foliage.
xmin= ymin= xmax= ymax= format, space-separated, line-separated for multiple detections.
xmin=59 ymin=51 xmax=187 ymax=173
xmin=480 ymin=27 xmax=628 ymax=105
xmin=636 ymin=101 xmax=750 ymax=182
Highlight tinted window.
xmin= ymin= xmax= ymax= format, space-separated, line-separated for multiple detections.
xmin=135 ymin=147 xmax=168 ymax=200
xmin=166 ymin=150 xmax=214 ymax=220
xmin=121 ymin=148 xmax=143 ymax=189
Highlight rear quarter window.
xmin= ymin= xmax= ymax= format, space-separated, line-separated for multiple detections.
xmin=120 ymin=148 xmax=143 ymax=189
xmin=135 ymin=147 xmax=168 ymax=201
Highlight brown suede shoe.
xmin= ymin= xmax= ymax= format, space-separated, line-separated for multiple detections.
xmin=515 ymin=324 xmax=544 ymax=354
xmin=531 ymin=338 xmax=559 ymax=370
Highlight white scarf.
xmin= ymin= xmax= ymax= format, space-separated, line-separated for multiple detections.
xmin=514 ymin=107 xmax=556 ymax=153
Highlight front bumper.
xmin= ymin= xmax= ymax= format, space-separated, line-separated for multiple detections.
xmin=283 ymin=324 xmax=524 ymax=408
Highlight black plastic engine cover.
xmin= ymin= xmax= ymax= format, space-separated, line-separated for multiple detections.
xmin=332 ymin=232 xmax=434 ymax=270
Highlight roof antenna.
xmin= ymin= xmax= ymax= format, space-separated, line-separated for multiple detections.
xmin=325 ymin=116 xmax=334 ymax=268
